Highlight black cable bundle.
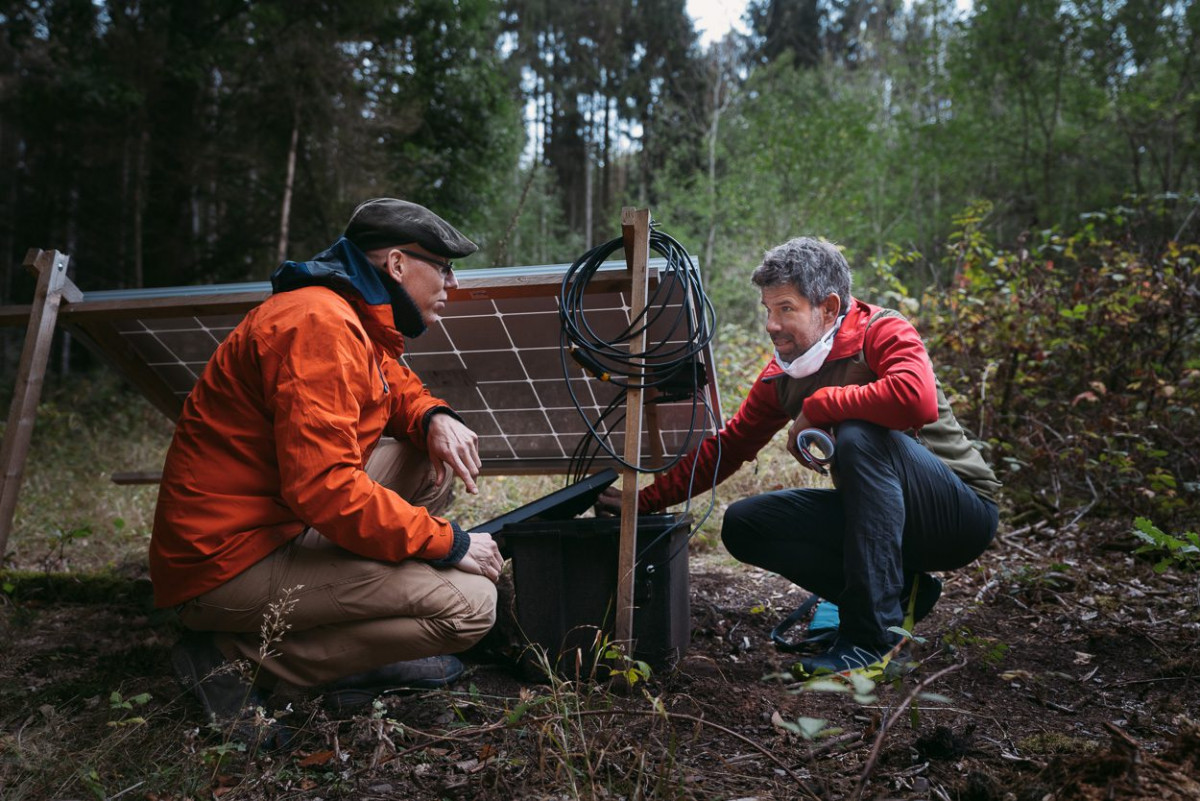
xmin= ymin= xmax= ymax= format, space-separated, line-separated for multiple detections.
xmin=558 ymin=224 xmax=717 ymax=483
xmin=558 ymin=223 xmax=729 ymax=571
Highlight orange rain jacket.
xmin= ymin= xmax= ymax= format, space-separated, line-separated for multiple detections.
xmin=150 ymin=239 xmax=461 ymax=608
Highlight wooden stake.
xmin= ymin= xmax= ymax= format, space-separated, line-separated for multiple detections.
xmin=0 ymin=250 xmax=79 ymax=556
xmin=616 ymin=207 xmax=651 ymax=649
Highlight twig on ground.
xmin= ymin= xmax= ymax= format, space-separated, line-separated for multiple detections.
xmin=1102 ymin=675 xmax=1197 ymax=690
xmin=805 ymin=728 xmax=864 ymax=757
xmin=852 ymin=662 xmax=965 ymax=801
xmin=1065 ymin=475 xmax=1098 ymax=529
xmin=374 ymin=705 xmax=822 ymax=799
xmin=973 ymin=579 xmax=1000 ymax=604
xmin=105 ymin=779 xmax=146 ymax=800
xmin=998 ymin=534 xmax=1044 ymax=560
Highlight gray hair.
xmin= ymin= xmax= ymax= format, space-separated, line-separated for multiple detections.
xmin=751 ymin=237 xmax=852 ymax=313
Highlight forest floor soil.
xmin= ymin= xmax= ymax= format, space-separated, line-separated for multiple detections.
xmin=1 ymin=517 xmax=1198 ymax=800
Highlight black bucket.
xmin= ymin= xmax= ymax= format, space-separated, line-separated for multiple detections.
xmin=502 ymin=514 xmax=690 ymax=677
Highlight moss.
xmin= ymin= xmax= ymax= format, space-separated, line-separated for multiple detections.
xmin=0 ymin=570 xmax=152 ymax=606
xmin=1016 ymin=732 xmax=1101 ymax=756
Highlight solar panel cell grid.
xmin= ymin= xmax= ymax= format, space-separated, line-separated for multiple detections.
xmin=60 ymin=262 xmax=718 ymax=472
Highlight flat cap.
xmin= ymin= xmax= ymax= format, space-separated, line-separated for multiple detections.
xmin=344 ymin=198 xmax=478 ymax=258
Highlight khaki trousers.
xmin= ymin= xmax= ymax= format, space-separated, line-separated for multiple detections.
xmin=177 ymin=438 xmax=497 ymax=687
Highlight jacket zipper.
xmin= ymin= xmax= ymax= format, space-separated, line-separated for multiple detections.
xmin=376 ymin=357 xmax=389 ymax=394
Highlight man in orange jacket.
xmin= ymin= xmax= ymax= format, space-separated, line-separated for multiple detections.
xmin=151 ymin=198 xmax=502 ymax=729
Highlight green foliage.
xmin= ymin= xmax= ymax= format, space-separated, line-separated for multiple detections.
xmin=915 ymin=195 xmax=1200 ymax=529
xmin=1 ymin=0 xmax=524 ymax=292
xmin=713 ymin=321 xmax=773 ymax=410
xmin=108 ymin=691 xmax=152 ymax=728
xmin=800 ymin=672 xmax=879 ymax=705
xmin=1132 ymin=517 xmax=1200 ymax=573
xmin=943 ymin=627 xmax=1010 ymax=667
xmin=774 ymin=715 xmax=843 ymax=741
xmin=108 ymin=690 xmax=152 ymax=711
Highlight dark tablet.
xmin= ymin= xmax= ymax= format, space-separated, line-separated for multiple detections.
xmin=470 ymin=468 xmax=620 ymax=535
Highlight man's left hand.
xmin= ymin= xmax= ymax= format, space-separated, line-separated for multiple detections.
xmin=786 ymin=413 xmax=827 ymax=471
xmin=427 ymin=414 xmax=482 ymax=494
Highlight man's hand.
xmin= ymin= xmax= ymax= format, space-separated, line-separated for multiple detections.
xmin=426 ymin=413 xmax=482 ymax=494
xmin=595 ymin=486 xmax=622 ymax=517
xmin=453 ymin=532 xmax=504 ymax=583
xmin=786 ymin=413 xmax=832 ymax=472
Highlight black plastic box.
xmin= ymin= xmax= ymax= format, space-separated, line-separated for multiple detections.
xmin=502 ymin=514 xmax=690 ymax=671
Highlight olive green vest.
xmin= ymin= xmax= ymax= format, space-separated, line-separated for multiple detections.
xmin=773 ymin=309 xmax=1001 ymax=502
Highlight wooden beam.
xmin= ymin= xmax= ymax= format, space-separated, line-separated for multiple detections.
xmin=615 ymin=207 xmax=652 ymax=650
xmin=0 ymin=250 xmax=77 ymax=556
xmin=0 ymin=263 xmax=665 ymax=329
xmin=108 ymin=456 xmax=601 ymax=486
xmin=110 ymin=470 xmax=164 ymax=485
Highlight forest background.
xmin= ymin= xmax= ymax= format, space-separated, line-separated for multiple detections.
xmin=0 ymin=0 xmax=1195 ymax=551
xmin=3 ymin=0 xmax=1197 ymax=540
xmin=1 ymin=2 xmax=1199 ymax=798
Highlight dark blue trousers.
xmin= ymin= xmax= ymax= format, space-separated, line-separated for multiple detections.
xmin=721 ymin=420 xmax=998 ymax=650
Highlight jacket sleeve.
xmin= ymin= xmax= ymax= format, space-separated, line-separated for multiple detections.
xmin=801 ymin=315 xmax=939 ymax=430
xmin=640 ymin=362 xmax=791 ymax=512
xmin=262 ymin=311 xmax=457 ymax=562
xmin=380 ymin=359 xmax=453 ymax=447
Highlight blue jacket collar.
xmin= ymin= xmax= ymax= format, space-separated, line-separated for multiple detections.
xmin=270 ymin=236 xmax=426 ymax=338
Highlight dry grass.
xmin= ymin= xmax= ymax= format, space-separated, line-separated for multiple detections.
xmin=3 ymin=373 xmax=174 ymax=572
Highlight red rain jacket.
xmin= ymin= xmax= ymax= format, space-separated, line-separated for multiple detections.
xmin=639 ymin=298 xmax=939 ymax=512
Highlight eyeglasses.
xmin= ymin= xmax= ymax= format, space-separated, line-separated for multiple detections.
xmin=398 ymin=249 xmax=454 ymax=278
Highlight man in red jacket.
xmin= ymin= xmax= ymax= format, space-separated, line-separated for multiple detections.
xmin=152 ymin=199 xmax=502 ymax=729
xmin=603 ymin=237 xmax=1000 ymax=675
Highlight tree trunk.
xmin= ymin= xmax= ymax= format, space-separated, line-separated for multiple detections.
xmin=704 ymin=43 xmax=734 ymax=270
xmin=277 ymin=104 xmax=300 ymax=264
xmin=0 ymin=122 xmax=14 ymax=305
xmin=584 ymin=98 xmax=593 ymax=250
xmin=133 ymin=126 xmax=149 ymax=289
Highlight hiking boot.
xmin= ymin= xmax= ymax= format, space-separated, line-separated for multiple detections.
xmin=322 ymin=655 xmax=465 ymax=715
xmin=793 ymin=635 xmax=912 ymax=678
xmin=170 ymin=630 xmax=265 ymax=722
xmin=904 ymin=573 xmax=942 ymax=626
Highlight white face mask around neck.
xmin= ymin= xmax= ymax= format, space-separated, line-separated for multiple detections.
xmin=774 ymin=315 xmax=845 ymax=379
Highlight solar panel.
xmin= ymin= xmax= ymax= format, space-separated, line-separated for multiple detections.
xmin=47 ymin=260 xmax=722 ymax=474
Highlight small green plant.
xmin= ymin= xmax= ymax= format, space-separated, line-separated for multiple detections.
xmin=801 ymin=671 xmax=880 ymax=705
xmin=43 ymin=525 xmax=91 ymax=568
xmin=108 ymin=690 xmax=152 ymax=727
xmin=1132 ymin=516 xmax=1199 ymax=573
xmin=943 ymin=627 xmax=1010 ymax=667
xmin=79 ymin=767 xmax=106 ymax=800
xmin=108 ymin=690 xmax=152 ymax=711
xmin=602 ymin=643 xmax=652 ymax=688
xmin=774 ymin=715 xmax=844 ymax=741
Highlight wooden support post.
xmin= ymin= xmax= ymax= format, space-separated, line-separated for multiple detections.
xmin=0 ymin=250 xmax=80 ymax=557
xmin=616 ymin=207 xmax=651 ymax=649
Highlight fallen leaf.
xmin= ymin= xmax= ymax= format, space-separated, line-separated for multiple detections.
xmin=297 ymin=749 xmax=335 ymax=767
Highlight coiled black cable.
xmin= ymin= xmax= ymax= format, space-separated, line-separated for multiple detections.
xmin=559 ymin=225 xmax=717 ymax=479
xmin=558 ymin=223 xmax=724 ymax=571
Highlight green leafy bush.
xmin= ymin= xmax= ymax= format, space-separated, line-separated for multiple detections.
xmin=911 ymin=197 xmax=1200 ymax=529
xmin=1132 ymin=517 xmax=1199 ymax=573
